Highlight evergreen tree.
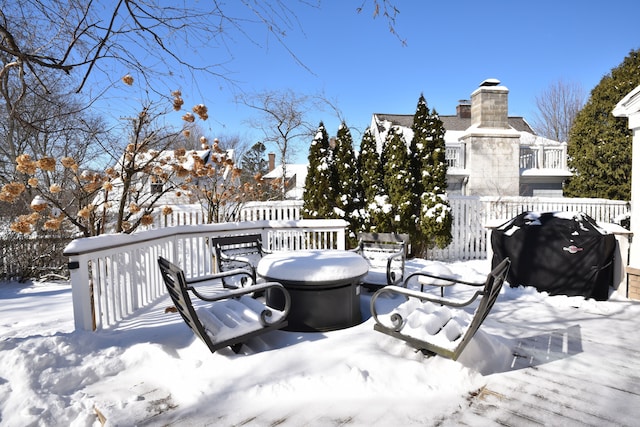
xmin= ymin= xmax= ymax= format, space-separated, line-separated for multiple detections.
xmin=240 ymin=142 xmax=268 ymax=182
xmin=416 ymin=101 xmax=452 ymax=251
xmin=333 ymin=123 xmax=363 ymax=240
xmin=358 ymin=127 xmax=391 ymax=232
xmin=381 ymin=126 xmax=415 ymax=234
xmin=564 ymin=49 xmax=640 ymax=200
xmin=408 ymin=94 xmax=429 ymax=223
xmin=302 ymin=122 xmax=337 ymax=218
xmin=408 ymin=94 xmax=452 ymax=254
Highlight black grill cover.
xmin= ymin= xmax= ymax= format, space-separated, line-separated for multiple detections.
xmin=491 ymin=212 xmax=616 ymax=301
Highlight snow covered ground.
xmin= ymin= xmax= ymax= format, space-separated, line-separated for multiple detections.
xmin=2 ymin=258 xmax=640 ymax=426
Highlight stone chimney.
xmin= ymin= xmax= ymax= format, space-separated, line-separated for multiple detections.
xmin=460 ymin=78 xmax=521 ymax=196
xmin=470 ymin=78 xmax=509 ymax=129
xmin=456 ymin=100 xmax=471 ymax=118
xmin=268 ymin=152 xmax=275 ymax=171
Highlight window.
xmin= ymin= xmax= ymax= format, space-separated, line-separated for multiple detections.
xmin=151 ymin=182 xmax=163 ymax=194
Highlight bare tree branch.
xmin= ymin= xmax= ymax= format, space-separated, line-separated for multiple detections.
xmin=238 ymin=89 xmax=321 ymax=198
xmin=356 ymin=0 xmax=406 ymax=46
xmin=532 ymin=79 xmax=586 ymax=142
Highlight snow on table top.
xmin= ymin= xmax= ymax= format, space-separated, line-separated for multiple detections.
xmin=256 ymin=250 xmax=369 ymax=282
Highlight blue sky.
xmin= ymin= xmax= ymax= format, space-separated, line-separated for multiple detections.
xmin=100 ymin=1 xmax=640 ymax=164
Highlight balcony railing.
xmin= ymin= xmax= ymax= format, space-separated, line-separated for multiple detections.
xmin=446 ymin=143 xmax=465 ymax=169
xmin=444 ymin=142 xmax=569 ymax=171
xmin=519 ymin=143 xmax=568 ymax=170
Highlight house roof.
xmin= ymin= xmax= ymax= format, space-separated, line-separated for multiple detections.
xmin=372 ymin=113 xmax=535 ymax=134
xmin=263 ymin=164 xmax=308 ymax=180
xmin=263 ymin=164 xmax=308 ymax=200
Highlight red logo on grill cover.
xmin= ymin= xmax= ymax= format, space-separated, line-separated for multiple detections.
xmin=563 ymin=245 xmax=583 ymax=254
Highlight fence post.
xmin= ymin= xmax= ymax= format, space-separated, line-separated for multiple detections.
xmin=67 ymin=255 xmax=95 ymax=331
xmin=536 ymin=145 xmax=543 ymax=168
xmin=337 ymin=227 xmax=346 ymax=250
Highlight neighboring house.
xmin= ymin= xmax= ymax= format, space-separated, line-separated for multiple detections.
xmin=263 ymin=153 xmax=308 ymax=199
xmin=101 ymin=148 xmax=236 ymax=208
xmin=370 ymin=79 xmax=572 ymax=197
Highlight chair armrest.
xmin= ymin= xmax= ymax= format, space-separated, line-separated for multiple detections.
xmin=218 ymin=251 xmax=254 ymax=267
xmin=188 ymin=279 xmax=284 ymax=302
xmin=258 ymin=245 xmax=272 ymax=256
xmin=385 ymin=248 xmax=405 ymax=266
xmin=371 ymin=285 xmax=484 ymax=317
xmin=348 ymin=240 xmax=363 ymax=254
xmin=370 ymin=285 xmax=484 ymax=332
xmin=257 ymin=282 xmax=291 ymax=324
xmin=189 ymin=281 xmax=291 ymax=326
xmin=188 ymin=267 xmax=255 ymax=290
xmin=385 ymin=249 xmax=405 ymax=285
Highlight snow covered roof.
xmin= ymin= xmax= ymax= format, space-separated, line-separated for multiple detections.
xmin=370 ymin=113 xmax=566 ymax=153
xmin=521 ymin=131 xmax=567 ymax=146
xmin=263 ymin=164 xmax=309 ymax=199
xmin=613 ymin=84 xmax=640 ymax=118
xmin=373 ymin=113 xmax=534 ymax=134
xmin=263 ymin=164 xmax=308 ymax=180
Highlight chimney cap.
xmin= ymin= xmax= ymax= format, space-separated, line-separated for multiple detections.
xmin=479 ymin=78 xmax=501 ymax=87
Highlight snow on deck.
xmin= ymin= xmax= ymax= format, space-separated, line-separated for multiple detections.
xmin=446 ymin=284 xmax=640 ymax=426
xmin=3 ymin=258 xmax=640 ymax=426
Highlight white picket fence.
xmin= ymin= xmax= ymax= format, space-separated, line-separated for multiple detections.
xmin=151 ymin=200 xmax=302 ymax=228
xmin=429 ymin=196 xmax=630 ymax=261
xmin=152 ymin=196 xmax=630 ymax=261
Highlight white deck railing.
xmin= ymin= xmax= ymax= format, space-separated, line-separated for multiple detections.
xmin=64 ymin=219 xmax=347 ymax=331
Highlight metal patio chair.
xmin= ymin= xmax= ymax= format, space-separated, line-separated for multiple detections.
xmin=370 ymin=258 xmax=510 ymax=360
xmin=158 ymin=256 xmax=290 ymax=353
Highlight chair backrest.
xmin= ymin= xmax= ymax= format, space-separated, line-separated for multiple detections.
xmin=452 ymin=257 xmax=510 ymax=359
xmin=158 ymin=256 xmax=218 ymax=352
xmin=212 ymin=234 xmax=264 ymax=269
xmin=357 ymin=232 xmax=410 ymax=257
xmin=212 ymin=234 xmax=264 ymax=257
xmin=356 ymin=232 xmax=410 ymax=288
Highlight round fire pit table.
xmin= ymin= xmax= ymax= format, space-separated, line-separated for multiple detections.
xmin=257 ymin=250 xmax=369 ymax=332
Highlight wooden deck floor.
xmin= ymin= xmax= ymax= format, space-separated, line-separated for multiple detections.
xmin=445 ymin=296 xmax=640 ymax=426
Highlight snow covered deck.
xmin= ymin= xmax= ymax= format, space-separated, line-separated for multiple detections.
xmin=126 ymin=259 xmax=640 ymax=425
xmin=454 ymin=287 xmax=640 ymax=426
xmin=3 ymin=258 xmax=640 ymax=425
